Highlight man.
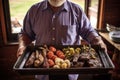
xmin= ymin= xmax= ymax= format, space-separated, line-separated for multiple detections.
xmin=17 ymin=0 xmax=107 ymax=80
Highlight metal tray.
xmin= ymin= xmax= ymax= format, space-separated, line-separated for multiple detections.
xmin=13 ymin=45 xmax=114 ymax=75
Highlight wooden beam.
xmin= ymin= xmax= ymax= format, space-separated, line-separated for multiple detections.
xmin=0 ymin=0 xmax=8 ymax=45
xmin=98 ymin=0 xmax=105 ymax=29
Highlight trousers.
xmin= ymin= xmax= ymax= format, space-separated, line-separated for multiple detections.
xmin=35 ymin=74 xmax=79 ymax=80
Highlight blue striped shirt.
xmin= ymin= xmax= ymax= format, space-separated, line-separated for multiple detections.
xmin=22 ymin=0 xmax=99 ymax=45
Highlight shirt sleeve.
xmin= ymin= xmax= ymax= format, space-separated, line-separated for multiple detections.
xmin=78 ymin=10 xmax=99 ymax=43
xmin=21 ymin=6 xmax=36 ymax=41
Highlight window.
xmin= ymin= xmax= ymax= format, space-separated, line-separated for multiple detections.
xmin=88 ymin=0 xmax=99 ymax=28
xmin=9 ymin=0 xmax=41 ymax=34
xmin=71 ymin=0 xmax=100 ymax=28
xmin=2 ymin=0 xmax=41 ymax=42
xmin=71 ymin=0 xmax=85 ymax=11
xmin=2 ymin=0 xmax=100 ymax=43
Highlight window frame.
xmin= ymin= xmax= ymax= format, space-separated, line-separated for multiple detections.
xmin=2 ymin=0 xmax=18 ymax=43
xmin=1 ymin=0 xmax=8 ymax=45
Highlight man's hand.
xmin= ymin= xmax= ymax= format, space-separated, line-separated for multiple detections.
xmin=17 ymin=46 xmax=26 ymax=58
xmin=91 ymin=36 xmax=107 ymax=53
xmin=17 ymin=34 xmax=32 ymax=58
xmin=97 ymin=40 xmax=107 ymax=53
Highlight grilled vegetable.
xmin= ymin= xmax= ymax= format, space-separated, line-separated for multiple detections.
xmin=56 ymin=50 xmax=65 ymax=59
xmin=42 ymin=48 xmax=49 ymax=68
xmin=61 ymin=62 xmax=67 ymax=69
xmin=34 ymin=50 xmax=44 ymax=67
xmin=64 ymin=59 xmax=71 ymax=68
xmin=47 ymin=51 xmax=54 ymax=59
xmin=54 ymin=58 xmax=71 ymax=69
xmin=53 ymin=65 xmax=60 ymax=68
xmin=38 ymin=52 xmax=44 ymax=63
xmin=48 ymin=59 xmax=55 ymax=67
xmin=34 ymin=59 xmax=41 ymax=67
xmin=49 ymin=46 xmax=56 ymax=52
xmin=73 ymin=53 xmax=80 ymax=64
xmin=63 ymin=47 xmax=81 ymax=61
xmin=25 ymin=51 xmax=36 ymax=67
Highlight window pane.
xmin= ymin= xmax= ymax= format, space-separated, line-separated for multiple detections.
xmin=70 ymin=0 xmax=85 ymax=11
xmin=9 ymin=0 xmax=42 ymax=33
xmin=88 ymin=0 xmax=99 ymax=28
xmin=91 ymin=0 xmax=99 ymax=8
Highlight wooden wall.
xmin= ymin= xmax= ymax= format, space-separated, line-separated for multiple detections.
xmin=0 ymin=45 xmax=34 ymax=80
xmin=102 ymin=0 xmax=120 ymax=28
xmin=0 ymin=32 xmax=34 ymax=80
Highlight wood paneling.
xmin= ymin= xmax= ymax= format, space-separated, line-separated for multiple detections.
xmin=105 ymin=0 xmax=120 ymax=27
xmin=101 ymin=0 xmax=120 ymax=28
xmin=0 ymin=45 xmax=34 ymax=80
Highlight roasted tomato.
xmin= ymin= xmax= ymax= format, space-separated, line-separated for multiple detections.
xmin=51 ymin=55 xmax=58 ymax=61
xmin=56 ymin=50 xmax=64 ymax=57
xmin=49 ymin=46 xmax=56 ymax=52
xmin=47 ymin=51 xmax=54 ymax=59
xmin=59 ymin=54 xmax=65 ymax=59
xmin=48 ymin=59 xmax=55 ymax=67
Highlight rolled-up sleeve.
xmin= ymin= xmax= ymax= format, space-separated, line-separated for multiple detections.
xmin=21 ymin=6 xmax=36 ymax=41
xmin=79 ymin=11 xmax=99 ymax=43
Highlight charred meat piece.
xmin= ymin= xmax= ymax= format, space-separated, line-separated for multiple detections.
xmin=73 ymin=53 xmax=80 ymax=65
xmin=71 ymin=62 xmax=84 ymax=68
xmin=79 ymin=53 xmax=91 ymax=61
xmin=88 ymin=59 xmax=102 ymax=67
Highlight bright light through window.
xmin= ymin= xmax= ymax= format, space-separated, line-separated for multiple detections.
xmin=70 ymin=0 xmax=85 ymax=11
xmin=89 ymin=0 xmax=99 ymax=28
xmin=9 ymin=0 xmax=42 ymax=33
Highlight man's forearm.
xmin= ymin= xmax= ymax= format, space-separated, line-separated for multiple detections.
xmin=90 ymin=36 xmax=107 ymax=53
xmin=18 ymin=34 xmax=32 ymax=48
xmin=90 ymin=36 xmax=102 ymax=45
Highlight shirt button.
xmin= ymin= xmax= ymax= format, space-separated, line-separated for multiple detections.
xmin=52 ymin=27 xmax=55 ymax=30
xmin=53 ymin=15 xmax=56 ymax=19
xmin=52 ymin=38 xmax=55 ymax=41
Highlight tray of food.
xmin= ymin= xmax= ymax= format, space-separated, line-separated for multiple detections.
xmin=13 ymin=45 xmax=114 ymax=75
